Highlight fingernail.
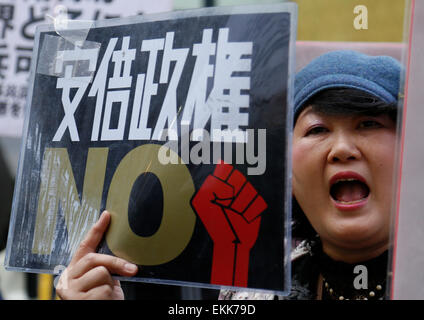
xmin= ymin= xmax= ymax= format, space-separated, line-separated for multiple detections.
xmin=100 ymin=210 xmax=110 ymax=220
xmin=125 ymin=263 xmax=138 ymax=273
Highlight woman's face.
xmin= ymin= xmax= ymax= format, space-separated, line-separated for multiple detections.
xmin=292 ymin=106 xmax=397 ymax=262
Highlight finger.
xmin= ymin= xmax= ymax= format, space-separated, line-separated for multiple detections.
xmin=75 ymin=266 xmax=115 ymax=292
xmin=231 ymin=182 xmax=257 ymax=214
xmin=69 ymin=252 xmax=138 ymax=279
xmin=84 ymin=284 xmax=116 ymax=300
xmin=71 ymin=211 xmax=111 ymax=263
xmin=213 ymin=160 xmax=233 ymax=181
xmin=227 ymin=169 xmax=247 ymax=194
xmin=56 ymin=269 xmax=71 ymax=299
xmin=243 ymin=195 xmax=267 ymax=222
xmin=111 ymin=284 xmax=125 ymax=300
xmin=195 ymin=175 xmax=234 ymax=203
xmin=214 ymin=198 xmax=232 ymax=207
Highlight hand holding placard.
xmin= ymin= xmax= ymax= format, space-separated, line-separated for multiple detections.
xmin=56 ymin=211 xmax=138 ymax=300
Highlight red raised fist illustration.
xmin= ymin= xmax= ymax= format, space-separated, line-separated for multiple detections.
xmin=191 ymin=161 xmax=267 ymax=287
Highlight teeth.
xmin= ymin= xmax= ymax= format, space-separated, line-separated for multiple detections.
xmin=335 ymin=198 xmax=366 ymax=204
xmin=335 ymin=178 xmax=358 ymax=183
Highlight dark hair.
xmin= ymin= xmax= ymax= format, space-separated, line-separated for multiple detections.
xmin=292 ymin=196 xmax=317 ymax=240
xmin=294 ymin=88 xmax=398 ymax=124
xmin=292 ymin=88 xmax=398 ymax=241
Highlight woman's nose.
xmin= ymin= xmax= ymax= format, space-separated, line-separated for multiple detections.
xmin=327 ymin=133 xmax=361 ymax=163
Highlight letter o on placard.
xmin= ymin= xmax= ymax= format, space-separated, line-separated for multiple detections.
xmin=105 ymin=144 xmax=196 ymax=265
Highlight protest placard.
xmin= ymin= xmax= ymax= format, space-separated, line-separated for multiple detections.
xmin=5 ymin=4 xmax=296 ymax=294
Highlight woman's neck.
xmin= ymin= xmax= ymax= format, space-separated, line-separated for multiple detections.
xmin=321 ymin=240 xmax=389 ymax=264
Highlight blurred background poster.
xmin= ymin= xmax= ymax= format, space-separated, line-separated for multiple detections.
xmin=0 ymin=0 xmax=173 ymax=138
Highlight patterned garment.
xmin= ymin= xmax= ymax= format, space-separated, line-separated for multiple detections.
xmin=218 ymin=239 xmax=389 ymax=301
xmin=218 ymin=240 xmax=313 ymax=300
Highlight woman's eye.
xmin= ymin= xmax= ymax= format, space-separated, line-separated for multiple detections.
xmin=305 ymin=126 xmax=328 ymax=136
xmin=358 ymin=120 xmax=382 ymax=129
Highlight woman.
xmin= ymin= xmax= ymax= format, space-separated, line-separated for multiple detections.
xmin=221 ymin=50 xmax=402 ymax=300
xmin=56 ymin=50 xmax=402 ymax=300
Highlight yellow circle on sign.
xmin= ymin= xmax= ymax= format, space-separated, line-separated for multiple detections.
xmin=106 ymin=144 xmax=196 ymax=266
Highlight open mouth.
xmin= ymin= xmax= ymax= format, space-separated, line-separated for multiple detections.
xmin=330 ymin=178 xmax=370 ymax=204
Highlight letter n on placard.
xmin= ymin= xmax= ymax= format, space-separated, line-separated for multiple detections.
xmin=32 ymin=148 xmax=108 ymax=256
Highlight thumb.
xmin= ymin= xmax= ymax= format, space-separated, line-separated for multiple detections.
xmin=71 ymin=210 xmax=111 ymax=264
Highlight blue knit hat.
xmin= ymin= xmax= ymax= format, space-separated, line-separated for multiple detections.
xmin=294 ymin=50 xmax=402 ymax=119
